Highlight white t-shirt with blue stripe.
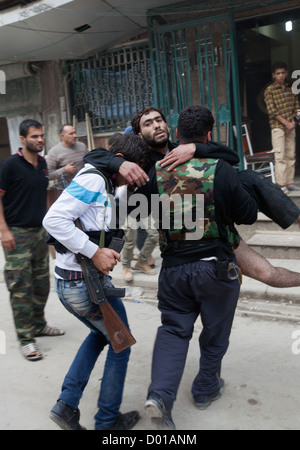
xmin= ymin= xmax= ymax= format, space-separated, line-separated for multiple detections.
xmin=43 ymin=164 xmax=113 ymax=274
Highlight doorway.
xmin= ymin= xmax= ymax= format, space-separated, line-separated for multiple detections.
xmin=236 ymin=8 xmax=300 ymax=171
xmin=149 ymin=12 xmax=244 ymax=168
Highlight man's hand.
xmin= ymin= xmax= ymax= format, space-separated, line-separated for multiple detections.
xmin=91 ymin=247 xmax=121 ymax=276
xmin=1 ymin=229 xmax=16 ymax=251
xmin=285 ymin=121 xmax=296 ymax=133
xmin=160 ymin=143 xmax=196 ymax=171
xmin=64 ymin=163 xmax=77 ymax=174
xmin=119 ymin=161 xmax=149 ymax=187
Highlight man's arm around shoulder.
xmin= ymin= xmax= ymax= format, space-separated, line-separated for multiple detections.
xmin=84 ymin=147 xmax=149 ymax=187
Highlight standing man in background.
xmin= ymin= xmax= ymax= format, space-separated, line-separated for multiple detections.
xmin=264 ymin=61 xmax=299 ymax=193
xmin=46 ymin=124 xmax=88 ymax=186
xmin=0 ymin=119 xmax=64 ymax=362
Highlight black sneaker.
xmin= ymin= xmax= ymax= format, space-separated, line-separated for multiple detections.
xmin=145 ymin=392 xmax=176 ymax=430
xmin=100 ymin=411 xmax=140 ymax=430
xmin=194 ymin=378 xmax=225 ymax=410
xmin=49 ymin=400 xmax=86 ymax=430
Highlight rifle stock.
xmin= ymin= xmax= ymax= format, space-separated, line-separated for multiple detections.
xmin=74 ymin=219 xmax=136 ymax=353
xmin=101 ymin=302 xmax=136 ymax=354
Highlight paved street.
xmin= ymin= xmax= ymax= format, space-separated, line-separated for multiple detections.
xmin=1 ymin=247 xmax=300 ymax=431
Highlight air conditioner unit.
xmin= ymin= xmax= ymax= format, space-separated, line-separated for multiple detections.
xmin=0 ymin=62 xmax=38 ymax=81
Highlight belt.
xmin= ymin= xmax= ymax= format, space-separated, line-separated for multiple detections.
xmin=54 ymin=265 xmax=126 ymax=297
xmin=55 ymin=266 xmax=83 ymax=281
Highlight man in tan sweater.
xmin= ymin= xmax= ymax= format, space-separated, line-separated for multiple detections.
xmin=46 ymin=125 xmax=88 ymax=186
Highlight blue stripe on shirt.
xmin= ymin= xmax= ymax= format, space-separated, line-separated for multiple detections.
xmin=65 ymin=180 xmax=109 ymax=205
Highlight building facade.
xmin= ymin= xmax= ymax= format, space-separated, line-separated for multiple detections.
xmin=0 ymin=0 xmax=299 ymax=168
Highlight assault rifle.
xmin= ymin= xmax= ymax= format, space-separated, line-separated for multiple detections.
xmin=75 ymin=219 xmax=136 ymax=354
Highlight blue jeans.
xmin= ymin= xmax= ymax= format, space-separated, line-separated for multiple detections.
xmin=55 ymin=277 xmax=131 ymax=429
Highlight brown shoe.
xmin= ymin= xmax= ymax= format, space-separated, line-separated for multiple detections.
xmin=123 ymin=267 xmax=133 ymax=282
xmin=134 ymin=261 xmax=156 ymax=275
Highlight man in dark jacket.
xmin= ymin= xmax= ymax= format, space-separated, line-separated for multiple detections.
xmin=90 ymin=106 xmax=257 ymax=429
xmin=141 ymin=105 xmax=257 ymax=429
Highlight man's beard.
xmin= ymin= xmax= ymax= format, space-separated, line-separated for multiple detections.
xmin=142 ymin=133 xmax=169 ymax=150
xmin=26 ymin=141 xmax=43 ymax=153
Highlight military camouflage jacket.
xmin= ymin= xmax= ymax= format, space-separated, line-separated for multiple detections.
xmin=156 ymin=158 xmax=240 ymax=254
xmin=137 ymin=157 xmax=257 ymax=267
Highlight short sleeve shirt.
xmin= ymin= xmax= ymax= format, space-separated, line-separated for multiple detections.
xmin=0 ymin=150 xmax=49 ymax=227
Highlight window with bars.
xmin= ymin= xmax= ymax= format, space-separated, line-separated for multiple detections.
xmin=68 ymin=43 xmax=154 ymax=134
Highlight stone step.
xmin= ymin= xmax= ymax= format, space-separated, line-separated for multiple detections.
xmin=246 ymin=231 xmax=300 ymax=259
xmin=236 ymin=212 xmax=299 ymax=242
xmin=288 ymin=190 xmax=300 ymax=208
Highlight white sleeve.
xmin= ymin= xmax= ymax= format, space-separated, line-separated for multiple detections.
xmin=43 ymin=171 xmax=106 ymax=258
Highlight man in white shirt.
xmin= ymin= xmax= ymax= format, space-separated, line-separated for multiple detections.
xmin=43 ymin=134 xmax=150 ymax=430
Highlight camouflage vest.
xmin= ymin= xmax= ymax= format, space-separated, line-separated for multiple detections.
xmin=155 ymin=158 xmax=240 ymax=252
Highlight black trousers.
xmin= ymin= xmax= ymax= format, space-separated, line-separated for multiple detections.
xmin=148 ymin=259 xmax=240 ymax=410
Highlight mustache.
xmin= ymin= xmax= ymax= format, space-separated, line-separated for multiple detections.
xmin=154 ymin=129 xmax=168 ymax=137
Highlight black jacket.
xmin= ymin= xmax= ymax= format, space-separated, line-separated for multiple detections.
xmin=84 ymin=142 xmax=259 ymax=266
xmin=84 ymin=141 xmax=299 ymax=231
xmin=137 ymin=158 xmax=257 ymax=266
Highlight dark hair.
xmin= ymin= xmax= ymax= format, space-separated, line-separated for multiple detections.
xmin=109 ymin=134 xmax=151 ymax=171
xmin=271 ymin=61 xmax=288 ymax=73
xmin=108 ymin=132 xmax=122 ymax=146
xmin=177 ymin=106 xmax=214 ymax=143
xmin=19 ymin=119 xmax=43 ymax=138
xmin=132 ymin=106 xmax=167 ymax=135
